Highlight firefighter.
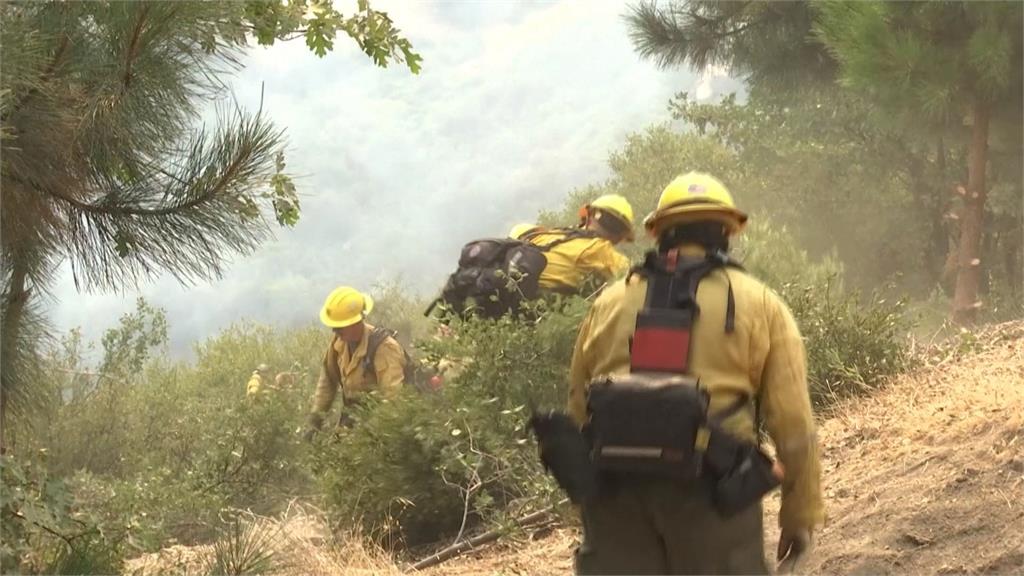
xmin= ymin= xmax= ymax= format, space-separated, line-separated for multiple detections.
xmin=245 ymin=364 xmax=272 ymax=399
xmin=304 ymin=286 xmax=407 ymax=437
xmin=568 ymin=173 xmax=824 ymax=574
xmin=511 ymin=193 xmax=635 ymax=294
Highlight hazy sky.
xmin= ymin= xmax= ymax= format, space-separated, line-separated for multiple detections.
xmin=48 ymin=1 xmax=737 ymax=356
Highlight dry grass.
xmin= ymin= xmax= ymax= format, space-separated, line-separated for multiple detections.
xmin=797 ymin=319 xmax=1024 ymax=574
xmin=125 ymin=502 xmax=402 ymax=576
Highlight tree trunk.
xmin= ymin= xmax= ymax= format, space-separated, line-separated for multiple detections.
xmin=951 ymin=100 xmax=990 ymax=324
xmin=0 ymin=259 xmax=30 ymax=454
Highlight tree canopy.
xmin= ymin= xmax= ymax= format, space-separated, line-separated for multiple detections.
xmin=627 ymin=0 xmax=1022 ymax=323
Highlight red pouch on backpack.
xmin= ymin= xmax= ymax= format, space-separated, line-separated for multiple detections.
xmin=629 ymin=308 xmax=694 ymax=373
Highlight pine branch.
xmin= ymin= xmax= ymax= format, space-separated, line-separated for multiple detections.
xmin=1 ymin=32 xmax=70 ymax=123
xmin=629 ymin=2 xmax=692 ymax=70
xmin=628 ymin=1 xmax=765 ymax=72
xmin=1 ymin=264 xmax=54 ymax=424
xmin=122 ymin=4 xmax=151 ymax=91
xmin=37 ymin=138 xmax=251 ymax=219
xmin=57 ymin=109 xmax=282 ymax=290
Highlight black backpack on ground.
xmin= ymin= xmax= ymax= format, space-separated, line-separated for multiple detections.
xmin=425 ymin=228 xmax=597 ymax=320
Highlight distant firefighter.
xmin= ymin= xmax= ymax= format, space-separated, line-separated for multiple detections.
xmin=246 ymin=364 xmax=272 ymax=399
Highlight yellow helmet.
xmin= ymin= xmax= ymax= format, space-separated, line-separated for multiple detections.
xmin=319 ymin=286 xmax=374 ymax=328
xmin=643 ymin=172 xmax=748 ymax=236
xmin=508 ymin=223 xmax=541 ymax=239
xmin=587 ymin=194 xmax=635 ymax=241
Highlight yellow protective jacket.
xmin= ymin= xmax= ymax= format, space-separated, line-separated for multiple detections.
xmin=523 ymin=229 xmax=630 ymax=292
xmin=311 ymin=323 xmax=407 ymax=415
xmin=246 ymin=372 xmax=264 ymax=398
xmin=568 ymin=246 xmax=825 ymax=532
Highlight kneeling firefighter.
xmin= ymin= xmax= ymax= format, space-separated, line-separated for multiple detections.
xmin=531 ymin=173 xmax=824 ymax=575
xmin=305 ymin=286 xmax=409 ymax=438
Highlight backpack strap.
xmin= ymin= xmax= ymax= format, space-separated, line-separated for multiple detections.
xmin=363 ymin=327 xmax=398 ymax=375
xmin=707 ymin=394 xmax=750 ymax=425
xmin=521 ymin=227 xmax=601 ymax=253
xmin=629 ymin=249 xmax=743 ymax=374
xmin=634 ymin=249 xmax=743 ymax=333
xmin=364 ymin=328 xmax=423 ymax=388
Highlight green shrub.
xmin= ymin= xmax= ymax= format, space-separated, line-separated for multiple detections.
xmin=782 ymin=279 xmax=913 ymax=406
xmin=311 ymin=298 xmax=584 ymax=547
xmin=32 ymin=315 xmax=325 ymax=552
xmin=17 ymin=262 xmax=912 ymax=558
xmin=738 ymin=221 xmax=914 ymax=406
xmin=1 ymin=454 xmax=124 ymax=575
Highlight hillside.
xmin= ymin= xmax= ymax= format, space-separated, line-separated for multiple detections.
xmin=798 ymin=320 xmax=1023 ymax=575
xmin=127 ymin=321 xmax=1024 ymax=575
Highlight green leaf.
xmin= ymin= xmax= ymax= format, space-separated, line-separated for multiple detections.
xmin=270 ymin=151 xmax=300 ymax=227
xmin=305 ymin=21 xmax=335 ymax=58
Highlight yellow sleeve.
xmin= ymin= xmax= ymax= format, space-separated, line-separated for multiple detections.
xmin=568 ymin=305 xmax=598 ymax=427
xmin=372 ymin=338 xmax=407 ymax=397
xmin=608 ymin=249 xmax=630 ymax=277
xmin=312 ymin=336 xmax=342 ymax=414
xmin=759 ymin=290 xmax=826 ymax=532
xmin=577 ymin=241 xmax=630 ymax=283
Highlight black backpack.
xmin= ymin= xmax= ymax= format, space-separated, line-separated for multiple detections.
xmin=425 ymin=228 xmax=597 ymax=320
xmin=363 ymin=327 xmax=437 ymax=392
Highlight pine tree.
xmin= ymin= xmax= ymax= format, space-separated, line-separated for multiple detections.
xmin=813 ymin=1 xmax=1023 ymax=323
xmin=627 ymin=0 xmax=837 ymax=89
xmin=0 ymin=1 xmax=421 ymax=451
xmin=628 ymin=0 xmax=1022 ymax=323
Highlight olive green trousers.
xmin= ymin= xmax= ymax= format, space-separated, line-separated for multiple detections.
xmin=575 ymin=476 xmax=768 ymax=575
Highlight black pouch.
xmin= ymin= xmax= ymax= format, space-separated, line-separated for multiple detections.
xmin=711 ymin=445 xmax=780 ymax=517
xmin=529 ymin=411 xmax=599 ymax=504
xmin=586 ymin=375 xmax=708 ymax=478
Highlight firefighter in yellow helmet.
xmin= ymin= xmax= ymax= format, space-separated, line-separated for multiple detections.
xmin=246 ymin=364 xmax=272 ymax=399
xmin=304 ymin=286 xmax=407 ymax=437
xmin=567 ymin=173 xmax=824 ymax=574
xmin=513 ymin=194 xmax=635 ymax=294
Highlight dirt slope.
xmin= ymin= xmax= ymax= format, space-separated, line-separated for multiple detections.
xmin=423 ymin=321 xmax=1024 ymax=575
xmin=799 ymin=321 xmax=1023 ymax=575
xmin=128 ymin=321 xmax=1023 ymax=575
